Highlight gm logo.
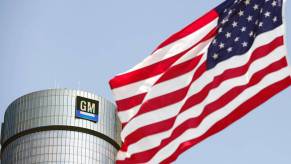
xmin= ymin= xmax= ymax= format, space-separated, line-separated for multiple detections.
xmin=75 ymin=96 xmax=99 ymax=122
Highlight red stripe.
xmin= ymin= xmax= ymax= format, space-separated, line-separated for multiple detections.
xmin=161 ymin=77 xmax=291 ymax=164
xmin=116 ymin=58 xmax=289 ymax=164
xmin=155 ymin=54 xmax=203 ymax=84
xmin=155 ymin=10 xmax=218 ymax=50
xmin=116 ymin=93 xmax=146 ymax=111
xmin=120 ymin=36 xmax=283 ymax=135
xmin=110 ymin=51 xmax=184 ymax=89
xmin=109 ymin=26 xmax=218 ymax=89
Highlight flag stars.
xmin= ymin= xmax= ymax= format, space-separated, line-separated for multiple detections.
xmin=244 ymin=0 xmax=251 ymax=5
xmin=232 ymin=21 xmax=238 ymax=27
xmin=247 ymin=15 xmax=253 ymax=22
xmin=242 ymin=42 xmax=248 ymax=47
xmin=264 ymin=11 xmax=271 ymax=18
xmin=227 ymin=47 xmax=233 ymax=52
xmin=219 ymin=43 xmax=225 ymax=49
xmin=238 ymin=10 xmax=244 ymax=16
xmin=228 ymin=10 xmax=233 ymax=15
xmin=208 ymin=0 xmax=282 ymax=68
xmin=273 ymin=16 xmax=278 ymax=22
xmin=253 ymin=4 xmax=259 ymax=10
xmin=234 ymin=37 xmax=240 ymax=42
xmin=221 ymin=18 xmax=229 ymax=24
xmin=218 ymin=28 xmax=223 ymax=33
xmin=212 ymin=53 xmax=219 ymax=59
xmin=212 ymin=39 xmax=217 ymax=45
xmin=225 ymin=32 xmax=232 ymax=38
xmin=272 ymin=1 xmax=277 ymax=7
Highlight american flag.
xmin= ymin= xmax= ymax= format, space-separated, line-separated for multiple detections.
xmin=109 ymin=0 xmax=291 ymax=163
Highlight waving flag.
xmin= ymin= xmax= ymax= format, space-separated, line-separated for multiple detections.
xmin=109 ymin=0 xmax=291 ymax=163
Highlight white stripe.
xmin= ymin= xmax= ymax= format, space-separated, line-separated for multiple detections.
xmin=148 ymin=67 xmax=290 ymax=163
xmin=113 ymin=39 xmax=212 ymax=101
xmin=117 ymin=45 xmax=286 ymax=160
xmin=118 ymin=105 xmax=141 ymax=123
xmin=119 ymin=18 xmax=218 ymax=75
xmin=113 ymin=75 xmax=161 ymax=101
xmin=120 ymin=25 xmax=284 ymax=141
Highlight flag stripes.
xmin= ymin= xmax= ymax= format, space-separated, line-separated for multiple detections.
xmin=151 ymin=72 xmax=291 ymax=164
xmin=120 ymin=39 xmax=286 ymax=155
xmin=159 ymin=76 xmax=291 ymax=164
xmin=118 ymin=61 xmax=290 ymax=163
xmin=110 ymin=1 xmax=291 ymax=163
xmin=119 ymin=25 xmax=285 ymax=143
xmin=118 ymin=39 xmax=286 ymax=162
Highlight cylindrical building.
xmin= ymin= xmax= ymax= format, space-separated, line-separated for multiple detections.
xmin=0 ymin=89 xmax=121 ymax=164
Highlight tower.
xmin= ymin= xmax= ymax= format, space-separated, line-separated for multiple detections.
xmin=1 ymin=89 xmax=121 ymax=164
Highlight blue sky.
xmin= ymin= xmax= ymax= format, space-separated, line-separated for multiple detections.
xmin=0 ymin=0 xmax=290 ymax=163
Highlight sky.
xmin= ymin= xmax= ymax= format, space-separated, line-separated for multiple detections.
xmin=0 ymin=0 xmax=290 ymax=163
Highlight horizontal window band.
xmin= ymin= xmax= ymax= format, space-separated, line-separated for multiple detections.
xmin=1 ymin=125 xmax=120 ymax=156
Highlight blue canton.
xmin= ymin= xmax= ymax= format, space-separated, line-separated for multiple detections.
xmin=207 ymin=0 xmax=283 ymax=69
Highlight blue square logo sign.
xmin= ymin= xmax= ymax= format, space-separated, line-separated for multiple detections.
xmin=75 ymin=96 xmax=99 ymax=122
